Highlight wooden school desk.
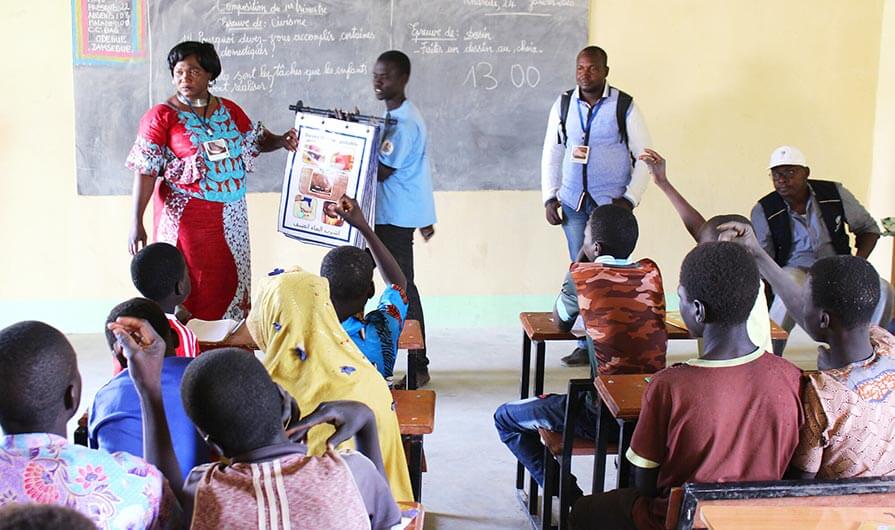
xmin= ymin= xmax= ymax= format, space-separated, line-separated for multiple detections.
xmin=392 ymin=389 xmax=436 ymax=502
xmin=593 ymin=374 xmax=649 ymax=492
xmin=517 ymin=311 xmax=788 ymax=400
xmin=699 ymin=505 xmax=895 ymax=530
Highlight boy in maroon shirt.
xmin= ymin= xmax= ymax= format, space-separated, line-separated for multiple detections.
xmin=570 ymin=242 xmax=804 ymax=530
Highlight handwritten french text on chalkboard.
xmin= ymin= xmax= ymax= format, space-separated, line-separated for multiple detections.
xmin=72 ymin=0 xmax=586 ymax=195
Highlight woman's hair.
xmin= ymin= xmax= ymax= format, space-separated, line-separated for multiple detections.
xmin=167 ymin=41 xmax=222 ymax=80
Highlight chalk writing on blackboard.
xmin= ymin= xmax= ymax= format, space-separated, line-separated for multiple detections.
xmin=72 ymin=0 xmax=147 ymax=65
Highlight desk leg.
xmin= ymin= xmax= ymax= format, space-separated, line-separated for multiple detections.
xmin=616 ymin=419 xmax=634 ymax=489
xmin=772 ymin=338 xmax=786 ymax=357
xmin=409 ymin=435 xmax=423 ymax=502
xmin=534 ymin=341 xmax=546 ymax=396
xmin=517 ymin=333 xmax=532 ymax=492
xmin=521 ymin=332 xmax=532 ymax=400
xmin=592 ymin=401 xmax=608 ymax=494
xmin=408 ymin=352 xmax=418 ymax=390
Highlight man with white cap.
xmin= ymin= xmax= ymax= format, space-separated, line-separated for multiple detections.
xmin=750 ymin=145 xmax=892 ymax=343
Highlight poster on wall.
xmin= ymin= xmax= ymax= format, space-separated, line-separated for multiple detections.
xmin=72 ymin=0 xmax=147 ymax=65
xmin=278 ymin=113 xmax=380 ymax=249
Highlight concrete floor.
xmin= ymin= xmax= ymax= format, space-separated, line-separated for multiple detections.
xmin=67 ymin=327 xmax=819 ymax=530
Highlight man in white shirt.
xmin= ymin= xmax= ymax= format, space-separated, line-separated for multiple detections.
xmin=541 ymin=45 xmax=652 ymax=365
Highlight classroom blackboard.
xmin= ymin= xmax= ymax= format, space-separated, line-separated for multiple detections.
xmin=72 ymin=0 xmax=587 ymax=195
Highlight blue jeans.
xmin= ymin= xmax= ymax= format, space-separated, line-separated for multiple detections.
xmin=561 ymin=198 xmax=597 ymax=350
xmin=494 ymin=394 xmax=604 ymax=496
xmin=560 ymin=198 xmax=599 ymax=261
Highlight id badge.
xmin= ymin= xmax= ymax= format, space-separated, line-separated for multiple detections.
xmin=571 ymin=145 xmax=589 ymax=164
xmin=203 ymin=139 xmax=230 ymax=161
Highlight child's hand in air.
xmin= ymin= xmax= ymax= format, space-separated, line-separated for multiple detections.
xmin=334 ymin=195 xmax=369 ymax=230
xmin=107 ymin=317 xmax=166 ymax=394
xmin=716 ymin=221 xmax=763 ymax=256
xmin=639 ymin=148 xmax=668 ymax=186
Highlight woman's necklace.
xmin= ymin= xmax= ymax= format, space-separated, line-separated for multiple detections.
xmin=176 ymin=93 xmax=209 ymax=107
xmin=179 ymin=92 xmax=215 ymax=135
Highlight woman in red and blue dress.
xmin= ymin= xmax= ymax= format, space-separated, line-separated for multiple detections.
xmin=126 ymin=41 xmax=297 ymax=320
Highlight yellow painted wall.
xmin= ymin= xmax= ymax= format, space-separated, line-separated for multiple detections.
xmin=0 ymin=1 xmax=888 ymax=328
xmin=869 ymin=0 xmax=895 ymax=283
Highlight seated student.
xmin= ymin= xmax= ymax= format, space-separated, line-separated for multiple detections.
xmin=0 ymin=504 xmax=97 ymax=530
xmin=718 ymin=222 xmax=895 ymax=479
xmin=496 ymin=204 xmax=666 ymax=501
xmin=320 ymin=196 xmax=409 ymax=380
xmin=639 ymin=148 xmax=774 ymax=353
xmin=88 ymin=297 xmax=210 ymax=479
xmin=246 ymin=266 xmax=413 ymax=501
xmin=131 ymin=242 xmax=198 ymax=360
xmin=0 ymin=320 xmax=177 ymax=529
xmin=570 ymin=242 xmax=803 ymax=530
xmin=106 ymin=317 xmax=401 ymax=530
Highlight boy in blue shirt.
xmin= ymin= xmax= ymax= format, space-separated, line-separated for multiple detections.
xmin=372 ymin=50 xmax=436 ymax=386
xmin=322 ymin=196 xmax=409 ymax=381
xmin=89 ymin=297 xmax=210 ymax=479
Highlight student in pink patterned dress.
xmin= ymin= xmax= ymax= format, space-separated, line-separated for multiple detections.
xmin=126 ymin=41 xmax=298 ymax=321
xmin=0 ymin=321 xmax=178 ymax=529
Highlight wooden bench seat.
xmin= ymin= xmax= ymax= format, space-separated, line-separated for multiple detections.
xmin=391 ymin=389 xmax=436 ymax=502
xmin=538 ymin=428 xmax=618 ymax=457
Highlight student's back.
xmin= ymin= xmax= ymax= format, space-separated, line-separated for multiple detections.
xmin=89 ymin=298 xmax=210 ymax=479
xmin=571 ymin=258 xmax=667 ymax=374
xmin=187 ymin=449 xmax=379 ymax=530
xmin=89 ymin=356 xmax=210 ymax=479
xmin=179 ymin=348 xmax=401 ymax=530
xmin=629 ymin=351 xmax=801 ymax=525
xmin=0 ymin=320 xmax=175 ymax=530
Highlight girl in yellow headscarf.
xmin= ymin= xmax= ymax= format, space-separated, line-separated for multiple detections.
xmin=247 ymin=266 xmax=413 ymax=501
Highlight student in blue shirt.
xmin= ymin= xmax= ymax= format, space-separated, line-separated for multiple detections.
xmin=372 ymin=50 xmax=437 ymax=386
xmin=88 ymin=297 xmax=210 ymax=479
xmin=321 ymin=196 xmax=409 ymax=381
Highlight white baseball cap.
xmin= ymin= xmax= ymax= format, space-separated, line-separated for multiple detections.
xmin=768 ymin=146 xmax=809 ymax=169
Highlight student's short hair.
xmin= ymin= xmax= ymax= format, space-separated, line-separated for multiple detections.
xmin=131 ymin=242 xmax=186 ymax=302
xmin=320 ymin=246 xmax=375 ymax=301
xmin=167 ymin=41 xmax=222 ymax=80
xmin=809 ymin=255 xmax=880 ymax=329
xmin=589 ymin=204 xmax=639 ymax=259
xmin=104 ymin=298 xmax=177 ymax=355
xmin=578 ymin=45 xmax=608 ymax=66
xmin=680 ymin=242 xmax=759 ymax=325
xmin=0 ymin=504 xmax=96 ymax=530
xmin=377 ymin=50 xmax=411 ymax=77
xmin=697 ymin=214 xmax=752 ymax=243
xmin=0 ymin=321 xmax=77 ymax=430
xmin=181 ymin=348 xmax=284 ymax=455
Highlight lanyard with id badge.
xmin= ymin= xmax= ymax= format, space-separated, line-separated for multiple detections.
xmin=571 ymin=98 xmax=604 ymax=164
xmin=185 ymin=97 xmax=231 ymax=162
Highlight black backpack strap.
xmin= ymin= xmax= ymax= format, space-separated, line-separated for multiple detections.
xmin=558 ymin=89 xmax=574 ymax=146
xmin=614 ymin=88 xmax=633 ymax=147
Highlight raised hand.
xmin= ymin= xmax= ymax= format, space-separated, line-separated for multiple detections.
xmin=716 ymin=221 xmax=764 ymax=256
xmin=333 ymin=195 xmax=369 ymax=229
xmin=106 ymin=317 xmax=166 ymax=394
xmin=639 ymin=148 xmax=668 ymax=186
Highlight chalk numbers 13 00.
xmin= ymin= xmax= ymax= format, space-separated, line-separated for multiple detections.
xmin=462 ymin=62 xmax=541 ymax=90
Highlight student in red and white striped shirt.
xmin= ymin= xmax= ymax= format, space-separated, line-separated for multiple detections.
xmin=131 ymin=243 xmax=199 ymax=359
